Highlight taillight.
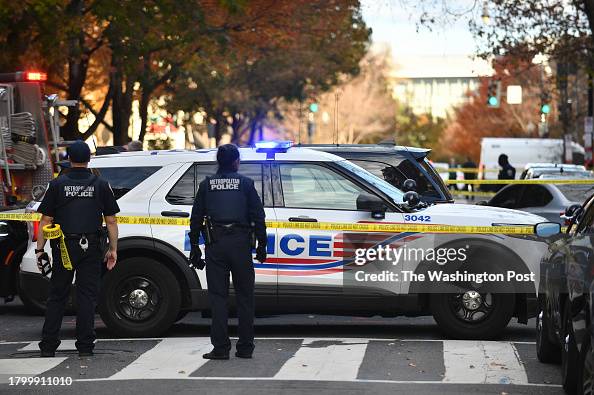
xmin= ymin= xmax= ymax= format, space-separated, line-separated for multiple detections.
xmin=32 ymin=221 xmax=39 ymax=242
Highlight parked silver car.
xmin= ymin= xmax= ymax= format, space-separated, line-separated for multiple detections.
xmin=482 ymin=182 xmax=594 ymax=224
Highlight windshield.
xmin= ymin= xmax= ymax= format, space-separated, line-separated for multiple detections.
xmin=557 ymin=184 xmax=594 ymax=204
xmin=420 ymin=158 xmax=453 ymax=200
xmin=336 ymin=159 xmax=405 ymax=204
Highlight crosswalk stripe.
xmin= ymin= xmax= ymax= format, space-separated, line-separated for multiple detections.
xmin=442 ymin=340 xmax=528 ymax=384
xmin=1 ymin=338 xmax=542 ymax=385
xmin=109 ymin=338 xmax=212 ymax=380
xmin=274 ymin=338 xmax=369 ymax=381
xmin=0 ymin=358 xmax=68 ymax=383
xmin=19 ymin=340 xmax=77 ymax=352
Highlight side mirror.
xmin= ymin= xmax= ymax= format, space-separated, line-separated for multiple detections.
xmin=356 ymin=193 xmax=386 ymax=219
xmin=563 ymin=204 xmax=582 ymax=220
xmin=403 ymin=191 xmax=421 ymax=208
xmin=402 ymin=179 xmax=417 ymax=192
xmin=535 ymin=222 xmax=562 ymax=238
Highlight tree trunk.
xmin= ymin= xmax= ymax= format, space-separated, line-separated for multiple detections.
xmin=138 ymin=88 xmax=150 ymax=142
xmin=61 ymin=0 xmax=88 ymax=140
xmin=214 ymin=111 xmax=225 ymax=145
xmin=111 ymin=69 xmax=134 ymax=146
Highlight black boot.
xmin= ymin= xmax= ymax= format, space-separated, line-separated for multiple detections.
xmin=203 ymin=351 xmax=229 ymax=360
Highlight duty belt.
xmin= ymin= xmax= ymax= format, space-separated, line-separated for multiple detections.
xmin=42 ymin=224 xmax=73 ymax=270
xmin=213 ymin=223 xmax=251 ymax=230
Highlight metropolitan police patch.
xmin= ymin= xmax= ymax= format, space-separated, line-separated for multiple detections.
xmin=209 ymin=177 xmax=240 ymax=191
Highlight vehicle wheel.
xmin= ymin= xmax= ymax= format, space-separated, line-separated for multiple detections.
xmin=536 ymin=298 xmax=561 ymax=363
xmin=562 ymin=301 xmax=579 ymax=394
xmin=98 ymin=257 xmax=181 ymax=337
xmin=430 ymin=292 xmax=514 ymax=339
xmin=577 ymin=335 xmax=592 ymax=395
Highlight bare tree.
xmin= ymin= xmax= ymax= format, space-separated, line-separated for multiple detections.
xmin=277 ymin=48 xmax=397 ymax=144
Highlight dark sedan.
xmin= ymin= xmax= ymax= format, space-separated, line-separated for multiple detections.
xmin=536 ymin=198 xmax=594 ymax=395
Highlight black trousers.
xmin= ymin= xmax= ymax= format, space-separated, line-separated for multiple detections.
xmin=205 ymin=229 xmax=255 ymax=355
xmin=39 ymin=238 xmax=103 ymax=353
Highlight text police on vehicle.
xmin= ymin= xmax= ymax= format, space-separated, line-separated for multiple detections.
xmin=20 ymin=141 xmax=548 ymax=339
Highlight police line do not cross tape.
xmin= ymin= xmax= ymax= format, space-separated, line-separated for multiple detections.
xmin=0 ymin=212 xmax=538 ymax=235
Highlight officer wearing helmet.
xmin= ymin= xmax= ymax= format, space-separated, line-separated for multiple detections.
xmin=189 ymin=144 xmax=267 ymax=360
xmin=36 ymin=141 xmax=119 ymax=358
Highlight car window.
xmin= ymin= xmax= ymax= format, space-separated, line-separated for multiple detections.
xmin=279 ymin=163 xmax=366 ymax=210
xmin=95 ymin=166 xmax=161 ymax=199
xmin=489 ymin=185 xmax=523 ymax=209
xmin=517 ymin=185 xmax=553 ymax=208
xmin=557 ymin=184 xmax=594 ymax=204
xmin=166 ymin=163 xmax=263 ymax=205
xmin=345 ymin=155 xmax=440 ymax=198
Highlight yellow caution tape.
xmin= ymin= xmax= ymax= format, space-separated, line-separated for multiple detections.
xmin=446 ymin=179 xmax=594 ymax=185
xmin=451 ymin=191 xmax=497 ymax=197
xmin=42 ymin=224 xmax=73 ymax=270
xmin=0 ymin=213 xmax=42 ymax=221
xmin=266 ymin=221 xmax=534 ymax=234
xmin=0 ymin=213 xmax=536 ymax=234
xmin=437 ymin=168 xmax=499 ymax=173
xmin=115 ymin=216 xmax=190 ymax=226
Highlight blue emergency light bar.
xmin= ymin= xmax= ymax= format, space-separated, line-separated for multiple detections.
xmin=255 ymin=140 xmax=293 ymax=159
xmin=255 ymin=140 xmax=293 ymax=150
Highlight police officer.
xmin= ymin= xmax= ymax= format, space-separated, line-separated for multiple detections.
xmin=36 ymin=141 xmax=120 ymax=357
xmin=189 ymin=144 xmax=266 ymax=360
xmin=497 ymin=153 xmax=516 ymax=191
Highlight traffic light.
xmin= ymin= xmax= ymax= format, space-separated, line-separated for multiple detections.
xmin=540 ymin=93 xmax=551 ymax=115
xmin=309 ymin=103 xmax=319 ymax=113
xmin=487 ymin=79 xmax=501 ymax=108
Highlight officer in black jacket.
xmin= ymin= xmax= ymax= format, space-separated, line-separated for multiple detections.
xmin=189 ymin=144 xmax=266 ymax=360
xmin=35 ymin=141 xmax=120 ymax=358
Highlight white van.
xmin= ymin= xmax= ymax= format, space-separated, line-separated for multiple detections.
xmin=479 ymin=138 xmax=585 ymax=179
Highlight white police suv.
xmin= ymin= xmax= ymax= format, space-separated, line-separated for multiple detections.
xmin=20 ymin=142 xmax=549 ymax=339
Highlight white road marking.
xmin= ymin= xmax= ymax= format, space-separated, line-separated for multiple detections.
xmin=78 ymin=376 xmax=561 ymax=388
xmin=19 ymin=340 xmax=77 ymax=352
xmin=1 ymin=337 xmax=542 ymax=386
xmin=273 ymin=338 xmax=368 ymax=381
xmin=0 ymin=358 xmax=68 ymax=383
xmin=442 ymin=340 xmax=528 ymax=384
xmin=0 ymin=338 xmax=537 ymax=345
xmin=109 ymin=337 xmax=212 ymax=380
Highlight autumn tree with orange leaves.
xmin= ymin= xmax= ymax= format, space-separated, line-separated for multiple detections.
xmin=0 ymin=0 xmax=369 ymax=145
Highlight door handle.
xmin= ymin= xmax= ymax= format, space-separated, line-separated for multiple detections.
xmin=288 ymin=216 xmax=318 ymax=222
xmin=161 ymin=211 xmax=190 ymax=218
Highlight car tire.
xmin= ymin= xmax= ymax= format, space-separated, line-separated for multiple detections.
xmin=536 ymin=298 xmax=561 ymax=363
xmin=430 ymin=292 xmax=515 ymax=340
xmin=577 ymin=334 xmax=592 ymax=395
xmin=562 ymin=301 xmax=579 ymax=394
xmin=98 ymin=257 xmax=181 ymax=337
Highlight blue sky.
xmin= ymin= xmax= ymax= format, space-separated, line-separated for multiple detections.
xmin=360 ymin=0 xmax=481 ymax=57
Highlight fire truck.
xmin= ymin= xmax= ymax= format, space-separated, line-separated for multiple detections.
xmin=0 ymin=71 xmax=74 ymax=305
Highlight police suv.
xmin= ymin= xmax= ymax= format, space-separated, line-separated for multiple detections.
xmin=20 ymin=142 xmax=548 ymax=339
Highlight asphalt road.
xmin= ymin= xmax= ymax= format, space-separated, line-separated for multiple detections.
xmin=0 ymin=298 xmax=563 ymax=395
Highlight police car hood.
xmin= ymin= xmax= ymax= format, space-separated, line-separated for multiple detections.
xmin=420 ymin=203 xmax=546 ymax=226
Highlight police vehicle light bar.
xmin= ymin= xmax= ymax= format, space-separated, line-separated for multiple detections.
xmin=255 ymin=140 xmax=293 ymax=150
xmin=255 ymin=140 xmax=293 ymax=159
